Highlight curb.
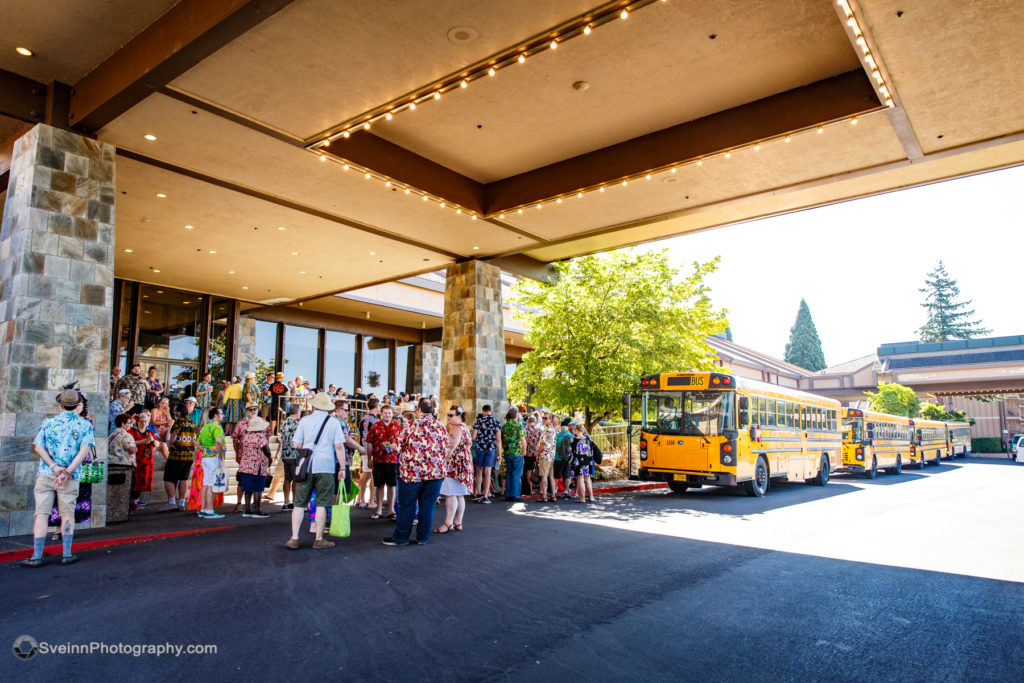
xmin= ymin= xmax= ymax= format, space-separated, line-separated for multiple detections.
xmin=0 ymin=526 xmax=235 ymax=563
xmin=518 ymin=481 xmax=667 ymax=500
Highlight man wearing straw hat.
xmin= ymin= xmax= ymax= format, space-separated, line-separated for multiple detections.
xmin=22 ymin=387 xmax=95 ymax=567
xmin=285 ymin=392 xmax=363 ymax=550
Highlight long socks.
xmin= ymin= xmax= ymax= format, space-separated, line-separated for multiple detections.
xmin=30 ymin=537 xmax=45 ymax=560
xmin=62 ymin=534 xmax=73 ymax=557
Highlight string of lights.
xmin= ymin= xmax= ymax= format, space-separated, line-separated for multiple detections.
xmin=838 ymin=0 xmax=896 ymax=109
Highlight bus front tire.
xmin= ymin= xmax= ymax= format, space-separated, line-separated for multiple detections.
xmin=916 ymin=456 xmax=925 ymax=470
xmin=865 ymin=456 xmax=878 ymax=480
xmin=667 ymin=481 xmax=689 ymax=494
xmin=808 ymin=454 xmax=829 ymax=487
xmin=889 ymin=454 xmax=902 ymax=475
xmin=745 ymin=456 xmax=769 ymax=497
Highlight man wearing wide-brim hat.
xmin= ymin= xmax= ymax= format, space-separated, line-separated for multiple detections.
xmin=285 ymin=392 xmax=363 ymax=550
xmin=23 ymin=387 xmax=95 ymax=568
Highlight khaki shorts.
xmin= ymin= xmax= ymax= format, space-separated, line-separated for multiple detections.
xmin=34 ymin=473 xmax=80 ymax=518
xmin=294 ymin=472 xmax=337 ymax=509
xmin=537 ymin=459 xmax=554 ymax=477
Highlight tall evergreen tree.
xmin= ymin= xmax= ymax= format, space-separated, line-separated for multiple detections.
xmin=918 ymin=261 xmax=989 ymax=342
xmin=784 ymin=299 xmax=826 ymax=371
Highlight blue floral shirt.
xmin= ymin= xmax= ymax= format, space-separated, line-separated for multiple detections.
xmin=34 ymin=412 xmax=96 ymax=481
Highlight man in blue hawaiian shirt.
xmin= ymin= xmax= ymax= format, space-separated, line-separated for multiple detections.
xmin=23 ymin=387 xmax=96 ymax=568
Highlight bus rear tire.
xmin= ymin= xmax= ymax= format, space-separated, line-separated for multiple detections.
xmin=667 ymin=481 xmax=689 ymax=494
xmin=745 ymin=456 xmax=768 ymax=497
xmin=865 ymin=456 xmax=877 ymax=479
xmin=891 ymin=454 xmax=902 ymax=475
xmin=808 ymin=454 xmax=829 ymax=487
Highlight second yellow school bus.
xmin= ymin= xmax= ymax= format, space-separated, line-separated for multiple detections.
xmin=840 ymin=408 xmax=913 ymax=477
xmin=636 ymin=372 xmax=842 ymax=497
xmin=947 ymin=422 xmax=971 ymax=459
xmin=910 ymin=418 xmax=949 ymax=467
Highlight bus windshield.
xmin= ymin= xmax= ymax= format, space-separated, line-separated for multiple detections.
xmin=642 ymin=391 xmax=734 ymax=437
xmin=842 ymin=418 xmax=862 ymax=442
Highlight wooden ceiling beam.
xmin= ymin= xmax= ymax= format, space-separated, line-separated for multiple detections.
xmin=70 ymin=0 xmax=297 ymax=133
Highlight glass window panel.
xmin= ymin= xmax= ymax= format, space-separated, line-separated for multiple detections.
xmin=283 ymin=325 xmax=318 ymax=389
xmin=361 ymin=336 xmax=390 ymax=394
xmin=137 ymin=285 xmax=201 ymax=361
xmin=115 ymin=283 xmax=133 ymax=374
xmin=208 ymin=298 xmax=232 ymax=386
xmin=766 ymin=399 xmax=776 ymax=427
xmin=167 ymin=364 xmax=197 ymax=401
xmin=395 ymin=341 xmax=414 ymax=395
xmin=325 ymin=331 xmax=356 ymax=393
xmin=253 ymin=320 xmax=278 ymax=382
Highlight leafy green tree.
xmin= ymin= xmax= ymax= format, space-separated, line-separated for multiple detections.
xmin=783 ymin=299 xmax=826 ymax=371
xmin=918 ymin=261 xmax=989 ymax=341
xmin=864 ymin=381 xmax=920 ymax=417
xmin=508 ymin=249 xmax=728 ymax=431
xmin=920 ymin=402 xmax=973 ymax=424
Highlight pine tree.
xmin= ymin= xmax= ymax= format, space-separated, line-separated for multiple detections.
xmin=784 ymin=299 xmax=826 ymax=371
xmin=918 ymin=261 xmax=989 ymax=342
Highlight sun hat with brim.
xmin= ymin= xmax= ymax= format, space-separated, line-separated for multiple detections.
xmin=275 ymin=372 xmax=285 ymax=379
xmin=58 ymin=388 xmax=81 ymax=408
xmin=245 ymin=372 xmax=256 ymax=380
xmin=118 ymin=389 xmax=131 ymax=396
xmin=247 ymin=416 xmax=269 ymax=432
xmin=310 ymin=392 xmax=336 ymax=412
xmin=245 ymin=401 xmax=260 ymax=410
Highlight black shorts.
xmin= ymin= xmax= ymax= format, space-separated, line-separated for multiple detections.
xmin=372 ymin=462 xmax=398 ymax=487
xmin=163 ymin=458 xmax=193 ymax=484
xmin=282 ymin=459 xmax=296 ymax=482
xmin=554 ymin=460 xmax=567 ymax=478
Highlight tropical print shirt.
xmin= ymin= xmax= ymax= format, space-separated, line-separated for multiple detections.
xmin=446 ymin=423 xmax=474 ymax=489
xmin=501 ymin=418 xmax=525 ymax=458
xmin=108 ymin=427 xmax=136 ymax=466
xmin=196 ymin=381 xmax=213 ymax=409
xmin=146 ymin=377 xmax=163 ymax=407
xmin=34 ymin=412 xmax=96 ymax=481
xmin=242 ymin=380 xmax=261 ymax=405
xmin=278 ymin=416 xmax=300 ymax=460
xmin=359 ymin=412 xmax=379 ymax=445
xmin=398 ymin=414 xmax=448 ymax=482
xmin=197 ymin=422 xmax=225 ymax=457
xmin=237 ymin=430 xmax=269 ymax=476
xmin=538 ymin=425 xmax=557 ymax=461
xmin=108 ymin=399 xmax=126 ymax=428
xmin=472 ymin=414 xmax=501 ymax=452
xmin=526 ymin=422 xmax=542 ymax=457
xmin=115 ymin=373 xmax=147 ymax=406
xmin=366 ymin=419 xmax=405 ymax=465
xmin=168 ymin=417 xmax=199 ymax=463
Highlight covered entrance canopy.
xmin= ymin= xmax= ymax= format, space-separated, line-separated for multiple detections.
xmin=2 ymin=0 xmax=1022 ymax=308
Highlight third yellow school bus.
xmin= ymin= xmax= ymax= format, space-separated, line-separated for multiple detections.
xmin=636 ymin=372 xmax=842 ymax=497
xmin=840 ymin=408 xmax=913 ymax=477
xmin=947 ymin=422 xmax=971 ymax=458
xmin=911 ymin=418 xmax=949 ymax=466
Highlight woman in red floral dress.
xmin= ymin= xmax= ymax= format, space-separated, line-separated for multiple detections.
xmin=434 ymin=405 xmax=474 ymax=533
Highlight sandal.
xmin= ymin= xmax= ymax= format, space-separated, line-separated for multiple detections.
xmin=453 ymin=523 xmax=463 ymax=531
xmin=388 ymin=513 xmax=397 ymax=521
xmin=433 ymin=522 xmax=454 ymax=534
xmin=369 ymin=513 xmax=383 ymax=520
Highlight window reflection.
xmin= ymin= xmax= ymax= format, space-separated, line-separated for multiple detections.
xmin=209 ymin=298 xmax=231 ymax=385
xmin=137 ymin=285 xmax=201 ymax=361
xmin=325 ymin=331 xmax=356 ymax=393
xmin=284 ymin=325 xmax=319 ymax=389
xmin=362 ymin=336 xmax=390 ymax=393
xmin=395 ymin=341 xmax=414 ymax=394
xmin=254 ymin=320 xmax=278 ymax=381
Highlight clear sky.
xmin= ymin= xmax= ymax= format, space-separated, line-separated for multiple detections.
xmin=645 ymin=164 xmax=1024 ymax=368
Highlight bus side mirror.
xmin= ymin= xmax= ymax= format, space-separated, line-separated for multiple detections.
xmin=621 ymin=392 xmax=631 ymax=421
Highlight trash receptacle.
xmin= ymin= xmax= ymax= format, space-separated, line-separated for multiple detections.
xmin=106 ymin=464 xmax=134 ymax=523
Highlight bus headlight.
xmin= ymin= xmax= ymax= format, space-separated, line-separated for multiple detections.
xmin=721 ymin=454 xmax=733 ymax=465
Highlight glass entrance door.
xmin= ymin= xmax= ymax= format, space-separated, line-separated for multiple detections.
xmin=138 ymin=359 xmax=199 ymax=402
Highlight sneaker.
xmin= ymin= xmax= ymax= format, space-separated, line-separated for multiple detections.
xmin=312 ymin=539 xmax=335 ymax=549
xmin=242 ymin=513 xmax=254 ymax=518
xmin=160 ymin=503 xmax=178 ymax=512
xmin=136 ymin=500 xmax=148 ymax=508
xmin=410 ymin=539 xmax=429 ymax=545
xmin=250 ymin=512 xmax=269 ymax=519
xmin=60 ymin=554 xmax=79 ymax=565
xmin=131 ymin=501 xmax=143 ymax=511
xmin=381 ymin=537 xmax=409 ymax=546
xmin=282 ymin=503 xmax=294 ymax=511
xmin=176 ymin=502 xmax=187 ymax=510
xmin=284 ymin=538 xmax=300 ymax=550
xmin=21 ymin=557 xmax=44 ymax=568
xmin=481 ymin=497 xmax=492 ymax=504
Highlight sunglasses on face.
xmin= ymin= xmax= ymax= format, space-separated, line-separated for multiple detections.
xmin=447 ymin=413 xmax=458 ymax=417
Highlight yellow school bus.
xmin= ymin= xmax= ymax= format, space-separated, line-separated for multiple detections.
xmin=947 ymin=422 xmax=971 ymax=458
xmin=840 ymin=408 xmax=913 ymax=477
xmin=910 ymin=418 xmax=948 ymax=467
xmin=636 ymin=372 xmax=842 ymax=497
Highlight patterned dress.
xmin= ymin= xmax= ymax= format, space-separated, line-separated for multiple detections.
xmin=440 ymin=423 xmax=474 ymax=496
xmin=196 ymin=381 xmax=213 ymax=411
xmin=129 ymin=426 xmax=156 ymax=493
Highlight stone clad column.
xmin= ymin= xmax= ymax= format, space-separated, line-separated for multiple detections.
xmin=0 ymin=124 xmax=116 ymax=537
xmin=412 ymin=344 xmax=440 ymax=397
xmin=439 ymin=261 xmax=507 ymax=419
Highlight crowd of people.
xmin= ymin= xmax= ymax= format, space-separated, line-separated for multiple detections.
xmin=21 ymin=365 xmax=606 ymax=567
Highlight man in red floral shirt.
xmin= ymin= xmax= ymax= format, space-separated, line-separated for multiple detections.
xmin=383 ymin=398 xmax=448 ymax=546
xmin=366 ymin=404 xmax=403 ymax=521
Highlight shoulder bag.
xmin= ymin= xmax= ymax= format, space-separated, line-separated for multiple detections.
xmin=294 ymin=415 xmax=330 ymax=483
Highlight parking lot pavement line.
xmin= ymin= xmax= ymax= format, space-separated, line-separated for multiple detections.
xmin=0 ymin=525 xmax=235 ymax=563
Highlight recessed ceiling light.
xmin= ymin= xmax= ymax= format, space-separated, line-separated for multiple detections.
xmin=277 ymin=226 xmax=285 ymax=231
xmin=228 ymin=271 xmax=235 ymax=274
xmin=369 ymin=251 xmax=376 ymax=255
xmin=15 ymin=47 xmax=33 ymax=56
xmin=144 ymin=134 xmax=157 ymax=141
xmin=153 ymin=269 xmax=160 ymax=273
xmin=291 ymin=251 xmax=298 ymax=255
xmin=143 ymin=295 xmax=149 ymax=298
xmin=208 ymin=250 xmax=216 ymax=254
xmin=299 ymin=271 xmax=306 ymax=274
xmin=473 ymin=246 xmax=480 ymax=250
xmin=157 ymin=290 xmax=164 ymax=293
xmin=155 ymin=193 xmax=167 ymax=198
xmin=242 ymin=286 xmax=248 ymax=290
xmin=182 ymin=301 xmax=191 ymax=304
xmin=447 ymin=26 xmax=478 ymax=44
xmin=184 ymin=225 xmax=193 ymax=230
xmin=124 ymin=248 xmax=133 ymax=253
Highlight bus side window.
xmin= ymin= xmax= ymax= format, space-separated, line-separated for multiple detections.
xmin=766 ymin=399 xmax=776 ymax=427
xmin=737 ymin=396 xmax=749 ymax=428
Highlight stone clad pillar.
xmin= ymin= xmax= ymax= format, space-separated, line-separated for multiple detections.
xmin=439 ymin=260 xmax=507 ymax=419
xmin=0 ymin=124 xmax=116 ymax=536
xmin=412 ymin=344 xmax=440 ymax=397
